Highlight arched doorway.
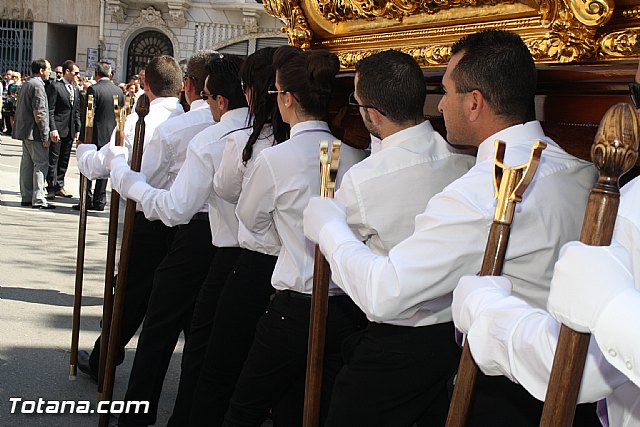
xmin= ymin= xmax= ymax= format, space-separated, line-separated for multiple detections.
xmin=126 ymin=30 xmax=173 ymax=82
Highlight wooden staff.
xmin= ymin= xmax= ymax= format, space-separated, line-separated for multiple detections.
xmin=97 ymin=95 xmax=127 ymax=392
xmin=302 ymin=140 xmax=341 ymax=427
xmin=69 ymin=94 xmax=95 ymax=379
xmin=446 ymin=139 xmax=547 ymax=427
xmin=539 ymin=103 xmax=639 ymax=427
xmin=98 ymin=94 xmax=149 ymax=427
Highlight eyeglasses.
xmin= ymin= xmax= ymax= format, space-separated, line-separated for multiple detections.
xmin=200 ymin=90 xmax=217 ymax=100
xmin=348 ymin=92 xmax=386 ymax=116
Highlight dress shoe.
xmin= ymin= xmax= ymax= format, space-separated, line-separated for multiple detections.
xmin=20 ymin=201 xmax=32 ymax=207
xmin=46 ymin=191 xmax=56 ymax=200
xmin=32 ymin=204 xmax=56 ymax=210
xmin=55 ymin=188 xmax=73 ymax=198
xmin=89 ymin=204 xmax=105 ymax=212
xmin=77 ymin=350 xmax=98 ymax=383
xmin=72 ymin=204 xmax=81 ymax=211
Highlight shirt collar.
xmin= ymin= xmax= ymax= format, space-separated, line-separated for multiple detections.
xmin=379 ymin=120 xmax=434 ymax=151
xmin=149 ymin=96 xmax=180 ymax=109
xmin=98 ymin=77 xmax=110 ymax=81
xmin=476 ymin=121 xmax=546 ymax=165
xmin=220 ymin=107 xmax=249 ymax=123
xmin=189 ymin=99 xmax=208 ymax=111
xmin=290 ymin=120 xmax=330 ymax=138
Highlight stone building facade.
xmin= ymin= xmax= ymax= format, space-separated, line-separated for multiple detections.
xmin=0 ymin=0 xmax=286 ymax=83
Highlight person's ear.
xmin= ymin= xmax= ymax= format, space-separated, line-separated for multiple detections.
xmin=468 ymin=90 xmax=485 ymax=123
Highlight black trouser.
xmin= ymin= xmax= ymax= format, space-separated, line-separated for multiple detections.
xmin=47 ymin=134 xmax=73 ymax=191
xmin=88 ymin=213 xmax=174 ymax=371
xmin=223 ymin=291 xmax=367 ymax=427
xmin=168 ymin=249 xmax=277 ymax=427
xmin=167 ymin=246 xmax=250 ymax=427
xmin=325 ymin=321 xmax=461 ymax=427
xmin=468 ymin=374 xmax=602 ymax=427
xmin=117 ymin=216 xmax=216 ymax=427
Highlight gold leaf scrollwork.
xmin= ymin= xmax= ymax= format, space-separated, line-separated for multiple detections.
xmin=316 ymin=0 xmax=513 ymax=23
xmin=336 ymin=46 xmax=451 ymax=69
xmin=568 ymin=0 xmax=614 ymax=27
xmin=263 ymin=0 xmax=313 ymax=48
xmin=598 ymin=30 xmax=639 ymax=58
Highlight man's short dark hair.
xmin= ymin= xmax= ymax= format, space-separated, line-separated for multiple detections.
xmin=355 ymin=50 xmax=426 ymax=124
xmin=206 ymin=55 xmax=247 ymax=110
xmin=186 ymin=50 xmax=221 ymax=94
xmin=95 ymin=62 xmax=112 ymax=78
xmin=144 ymin=55 xmax=182 ymax=98
xmin=31 ymin=58 xmax=48 ymax=75
xmin=62 ymin=60 xmax=76 ymax=73
xmin=451 ymin=30 xmax=536 ymax=123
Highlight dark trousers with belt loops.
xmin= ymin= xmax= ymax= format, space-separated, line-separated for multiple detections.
xmin=88 ymin=213 xmax=174 ymax=371
xmin=117 ymin=214 xmax=215 ymax=427
xmin=223 ymin=290 xmax=367 ymax=427
xmin=167 ymin=246 xmax=245 ymax=426
xmin=168 ymin=249 xmax=277 ymax=427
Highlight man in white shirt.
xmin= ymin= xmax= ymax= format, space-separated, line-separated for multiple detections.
xmin=75 ymin=55 xmax=184 ymax=385
xmin=312 ymin=49 xmax=475 ymax=426
xmin=304 ymin=29 xmax=598 ymax=425
xmin=108 ymin=55 xmax=250 ymax=427
xmin=452 ymin=173 xmax=640 ymax=427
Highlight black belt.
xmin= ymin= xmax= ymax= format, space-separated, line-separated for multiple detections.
xmin=276 ymin=289 xmax=312 ymax=300
xmin=191 ymin=212 xmax=208 ymax=221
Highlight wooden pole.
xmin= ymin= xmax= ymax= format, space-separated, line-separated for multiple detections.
xmin=302 ymin=140 xmax=341 ymax=427
xmin=446 ymin=139 xmax=547 ymax=427
xmin=539 ymin=103 xmax=639 ymax=427
xmin=97 ymin=95 xmax=126 ymax=392
xmin=69 ymin=94 xmax=95 ymax=379
xmin=98 ymin=94 xmax=149 ymax=427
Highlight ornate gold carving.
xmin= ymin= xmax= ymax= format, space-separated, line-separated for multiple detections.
xmin=598 ymin=30 xmax=639 ymax=58
xmin=314 ymin=0 xmax=517 ymax=23
xmin=263 ymin=0 xmax=313 ymax=48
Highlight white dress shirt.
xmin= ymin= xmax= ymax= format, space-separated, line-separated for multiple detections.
xmin=318 ymin=121 xmax=597 ymax=326
xmin=213 ymin=125 xmax=281 ymax=256
xmin=76 ymin=96 xmax=183 ymax=184
xmin=456 ymin=175 xmax=640 ymax=426
xmin=142 ymin=99 xmax=214 ymax=195
xmin=123 ymin=107 xmax=250 ymax=247
xmin=236 ymin=120 xmax=366 ymax=294
xmin=335 ymin=120 xmax=474 ymax=259
xmin=335 ymin=120 xmax=474 ymax=326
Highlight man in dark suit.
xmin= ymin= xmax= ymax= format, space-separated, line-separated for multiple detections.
xmin=46 ymin=59 xmax=81 ymax=199
xmin=76 ymin=62 xmax=124 ymax=210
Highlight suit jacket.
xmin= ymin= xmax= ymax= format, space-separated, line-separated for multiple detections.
xmin=46 ymin=79 xmax=81 ymax=139
xmin=13 ymin=76 xmax=50 ymax=142
xmin=80 ymin=79 xmax=124 ymax=147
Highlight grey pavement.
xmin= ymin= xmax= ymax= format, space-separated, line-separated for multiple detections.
xmin=0 ymin=135 xmax=183 ymax=426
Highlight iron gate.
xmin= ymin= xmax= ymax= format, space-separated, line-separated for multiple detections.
xmin=0 ymin=20 xmax=33 ymax=76
xmin=126 ymin=30 xmax=173 ymax=83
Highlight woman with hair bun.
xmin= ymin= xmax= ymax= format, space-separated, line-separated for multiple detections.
xmin=171 ymin=47 xmax=289 ymax=427
xmin=223 ymin=45 xmax=367 ymax=427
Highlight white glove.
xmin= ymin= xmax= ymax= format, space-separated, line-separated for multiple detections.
xmin=105 ymin=144 xmax=129 ymax=171
xmin=452 ymin=275 xmax=513 ymax=334
xmin=110 ymin=161 xmax=146 ymax=202
xmin=303 ymin=197 xmax=348 ymax=245
xmin=548 ymin=241 xmax=635 ymax=334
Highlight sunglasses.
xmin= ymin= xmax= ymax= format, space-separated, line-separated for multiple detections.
xmin=200 ymin=90 xmax=217 ymax=100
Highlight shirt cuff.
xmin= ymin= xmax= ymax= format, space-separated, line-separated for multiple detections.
xmin=127 ymin=180 xmax=150 ymax=204
xmin=317 ymin=219 xmax=361 ymax=257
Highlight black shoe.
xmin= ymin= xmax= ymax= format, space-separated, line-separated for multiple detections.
xmin=77 ymin=350 xmax=98 ymax=383
xmin=20 ymin=201 xmax=32 ymax=207
xmin=89 ymin=204 xmax=105 ymax=212
xmin=46 ymin=191 xmax=56 ymax=200
xmin=72 ymin=204 xmax=81 ymax=211
xmin=32 ymin=204 xmax=55 ymax=210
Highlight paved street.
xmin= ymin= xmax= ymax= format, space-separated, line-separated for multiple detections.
xmin=0 ymin=135 xmax=182 ymax=426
